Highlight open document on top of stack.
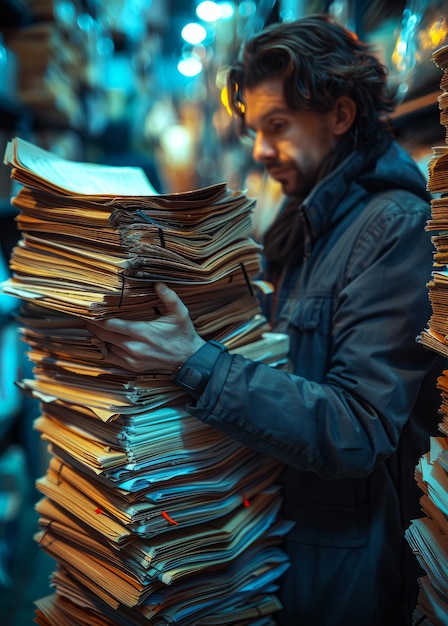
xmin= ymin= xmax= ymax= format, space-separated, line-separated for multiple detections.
xmin=2 ymin=137 xmax=264 ymax=335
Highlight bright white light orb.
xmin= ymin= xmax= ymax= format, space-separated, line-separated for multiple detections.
xmin=219 ymin=2 xmax=235 ymax=19
xmin=196 ymin=1 xmax=222 ymax=22
xmin=177 ymin=57 xmax=203 ymax=77
xmin=181 ymin=22 xmax=207 ymax=45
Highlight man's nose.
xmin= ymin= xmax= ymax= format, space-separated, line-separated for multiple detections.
xmin=252 ymin=133 xmax=276 ymax=162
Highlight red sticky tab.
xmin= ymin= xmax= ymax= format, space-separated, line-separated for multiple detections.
xmin=162 ymin=510 xmax=179 ymax=526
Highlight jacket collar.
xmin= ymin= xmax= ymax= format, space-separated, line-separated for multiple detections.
xmin=299 ymin=134 xmax=428 ymax=242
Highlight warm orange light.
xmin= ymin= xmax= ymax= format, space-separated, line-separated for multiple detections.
xmin=220 ymin=86 xmax=232 ymax=115
xmin=419 ymin=17 xmax=448 ymax=50
xmin=392 ymin=16 xmax=448 ymax=74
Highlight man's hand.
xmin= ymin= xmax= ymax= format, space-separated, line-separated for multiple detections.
xmin=86 ymin=283 xmax=206 ymax=373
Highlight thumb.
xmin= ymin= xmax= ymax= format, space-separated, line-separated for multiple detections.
xmin=155 ymin=282 xmax=185 ymax=314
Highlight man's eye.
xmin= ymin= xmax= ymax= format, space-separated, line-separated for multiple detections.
xmin=270 ymin=120 xmax=286 ymax=132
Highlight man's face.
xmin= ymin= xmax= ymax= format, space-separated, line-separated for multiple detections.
xmin=244 ymin=78 xmax=339 ymax=197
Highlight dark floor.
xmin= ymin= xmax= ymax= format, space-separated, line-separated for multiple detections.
xmin=0 ymin=444 xmax=56 ymax=626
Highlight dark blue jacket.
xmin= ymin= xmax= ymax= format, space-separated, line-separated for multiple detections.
xmin=188 ymin=138 xmax=443 ymax=625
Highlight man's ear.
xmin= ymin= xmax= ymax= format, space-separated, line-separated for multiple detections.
xmin=332 ymin=96 xmax=357 ymax=136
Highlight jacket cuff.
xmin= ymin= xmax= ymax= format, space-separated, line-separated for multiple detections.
xmin=173 ymin=340 xmax=228 ymax=400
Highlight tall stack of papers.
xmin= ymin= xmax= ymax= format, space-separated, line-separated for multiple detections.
xmin=419 ymin=44 xmax=448 ymax=360
xmin=406 ymin=44 xmax=448 ymax=626
xmin=2 ymin=137 xmax=292 ymax=625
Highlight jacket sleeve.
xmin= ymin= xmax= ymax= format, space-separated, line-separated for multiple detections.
xmin=186 ymin=193 xmax=441 ymax=479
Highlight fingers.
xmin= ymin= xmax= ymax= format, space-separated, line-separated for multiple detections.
xmin=84 ymin=282 xmax=199 ymax=373
xmin=85 ymin=284 xmax=183 ymax=339
xmin=104 ymin=343 xmax=173 ymax=373
xmin=85 ymin=318 xmax=128 ymax=341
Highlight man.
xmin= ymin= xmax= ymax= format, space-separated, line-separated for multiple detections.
xmin=87 ymin=15 xmax=443 ymax=625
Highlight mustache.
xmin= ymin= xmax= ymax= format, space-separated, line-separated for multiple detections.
xmin=265 ymin=160 xmax=284 ymax=171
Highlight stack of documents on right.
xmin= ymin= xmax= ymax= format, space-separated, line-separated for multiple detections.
xmin=406 ymin=44 xmax=448 ymax=626
xmin=405 ymin=438 xmax=448 ymax=624
xmin=435 ymin=43 xmax=448 ymax=143
xmin=420 ymin=43 xmax=448 ymax=359
xmin=3 ymin=137 xmax=293 ymax=625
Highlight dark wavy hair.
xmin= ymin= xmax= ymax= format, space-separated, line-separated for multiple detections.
xmin=227 ymin=14 xmax=394 ymax=141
